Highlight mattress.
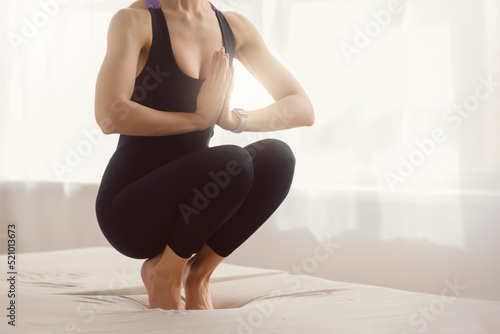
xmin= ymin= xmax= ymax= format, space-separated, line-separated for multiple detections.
xmin=1 ymin=247 xmax=499 ymax=334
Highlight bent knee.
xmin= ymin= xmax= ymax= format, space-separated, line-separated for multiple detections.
xmin=255 ymin=139 xmax=296 ymax=169
xmin=244 ymin=139 xmax=296 ymax=188
xmin=211 ymin=145 xmax=254 ymax=189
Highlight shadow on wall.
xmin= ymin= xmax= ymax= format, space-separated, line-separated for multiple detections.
xmin=226 ymin=221 xmax=500 ymax=301
xmin=0 ymin=181 xmax=110 ymax=254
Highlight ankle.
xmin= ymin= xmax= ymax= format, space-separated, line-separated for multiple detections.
xmin=185 ymin=265 xmax=212 ymax=286
xmin=152 ymin=265 xmax=183 ymax=284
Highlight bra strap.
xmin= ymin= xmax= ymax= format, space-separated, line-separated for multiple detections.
xmin=214 ymin=12 xmax=235 ymax=68
xmin=146 ymin=0 xmax=217 ymax=11
xmin=209 ymin=1 xmax=219 ymax=12
xmin=144 ymin=0 xmax=160 ymax=9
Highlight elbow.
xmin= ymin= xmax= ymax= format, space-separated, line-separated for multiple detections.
xmin=95 ymin=108 xmax=114 ymax=134
xmin=305 ymin=111 xmax=315 ymax=126
xmin=303 ymin=100 xmax=315 ymax=127
xmin=100 ymin=122 xmax=116 ymax=135
xmin=98 ymin=117 xmax=119 ymax=135
xmin=95 ymin=97 xmax=129 ymax=134
xmin=95 ymin=111 xmax=119 ymax=135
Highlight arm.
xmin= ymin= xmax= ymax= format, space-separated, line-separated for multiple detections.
xmin=219 ymin=12 xmax=315 ymax=132
xmin=94 ymin=8 xmax=207 ymax=136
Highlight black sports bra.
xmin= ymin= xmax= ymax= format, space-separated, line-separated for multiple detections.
xmin=115 ymin=0 xmax=235 ymax=155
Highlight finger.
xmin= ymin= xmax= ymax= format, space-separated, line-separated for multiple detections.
xmin=217 ymin=53 xmax=229 ymax=83
xmin=230 ymin=66 xmax=235 ymax=86
xmin=211 ymin=50 xmax=223 ymax=83
xmin=223 ymin=59 xmax=232 ymax=87
xmin=224 ymin=66 xmax=234 ymax=94
xmin=208 ymin=50 xmax=218 ymax=82
xmin=215 ymin=50 xmax=227 ymax=81
xmin=226 ymin=65 xmax=233 ymax=85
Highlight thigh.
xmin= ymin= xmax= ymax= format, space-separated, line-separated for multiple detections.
xmin=101 ymin=144 xmax=252 ymax=258
xmin=203 ymin=138 xmax=296 ymax=257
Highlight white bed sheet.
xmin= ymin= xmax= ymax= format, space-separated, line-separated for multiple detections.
xmin=1 ymin=247 xmax=500 ymax=334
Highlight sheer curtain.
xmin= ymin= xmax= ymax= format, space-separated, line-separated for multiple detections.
xmin=3 ymin=0 xmax=497 ymax=187
xmin=1 ymin=0 xmax=499 ymax=297
xmin=227 ymin=0 xmax=499 ymax=248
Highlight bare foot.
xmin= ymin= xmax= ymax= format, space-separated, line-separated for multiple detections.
xmin=183 ymin=259 xmax=214 ymax=310
xmin=141 ymin=258 xmax=182 ymax=310
xmin=184 ymin=278 xmax=214 ymax=310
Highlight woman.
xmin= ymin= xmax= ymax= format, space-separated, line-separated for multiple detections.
xmin=94 ymin=0 xmax=314 ymax=311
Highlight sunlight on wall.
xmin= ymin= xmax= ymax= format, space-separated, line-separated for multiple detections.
xmin=288 ymin=0 xmax=458 ymax=191
xmin=209 ymin=58 xmax=276 ymax=148
xmin=284 ymin=0 xmax=465 ymax=249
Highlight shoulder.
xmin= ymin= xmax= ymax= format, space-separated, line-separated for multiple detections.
xmin=220 ymin=11 xmax=264 ymax=52
xmin=106 ymin=1 xmax=151 ymax=46
xmin=220 ymin=10 xmax=251 ymax=26
xmin=110 ymin=1 xmax=150 ymax=31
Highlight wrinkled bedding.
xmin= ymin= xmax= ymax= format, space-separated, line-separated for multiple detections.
xmin=2 ymin=247 xmax=500 ymax=333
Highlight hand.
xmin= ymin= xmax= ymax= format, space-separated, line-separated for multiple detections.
xmin=216 ymin=67 xmax=240 ymax=131
xmin=195 ymin=48 xmax=232 ymax=128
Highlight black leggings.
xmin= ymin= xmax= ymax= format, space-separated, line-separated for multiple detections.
xmin=97 ymin=139 xmax=295 ymax=259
